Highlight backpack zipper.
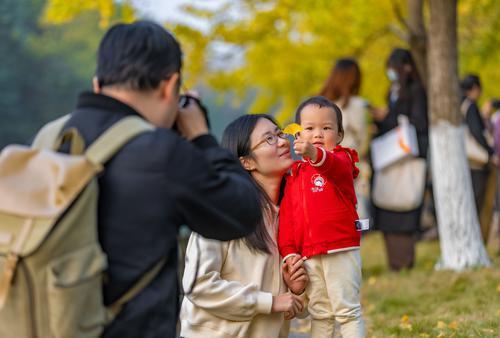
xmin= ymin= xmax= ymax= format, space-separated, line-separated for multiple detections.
xmin=20 ymin=262 xmax=38 ymax=338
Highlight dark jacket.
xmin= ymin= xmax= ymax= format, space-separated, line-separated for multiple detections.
xmin=60 ymin=92 xmax=261 ymax=338
xmin=372 ymin=80 xmax=429 ymax=233
xmin=463 ymin=98 xmax=494 ymax=158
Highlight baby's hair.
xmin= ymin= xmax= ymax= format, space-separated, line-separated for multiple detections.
xmin=294 ymin=96 xmax=344 ymax=143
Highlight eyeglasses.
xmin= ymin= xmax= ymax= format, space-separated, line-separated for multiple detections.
xmin=251 ymin=131 xmax=288 ymax=151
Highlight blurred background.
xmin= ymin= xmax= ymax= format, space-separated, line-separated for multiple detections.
xmin=1 ymin=0 xmax=498 ymax=146
xmin=1 ymin=1 xmax=499 ymax=337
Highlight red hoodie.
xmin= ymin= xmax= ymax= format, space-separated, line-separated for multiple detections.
xmin=278 ymin=146 xmax=361 ymax=260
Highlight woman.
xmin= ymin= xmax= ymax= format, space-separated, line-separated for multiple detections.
xmin=180 ymin=114 xmax=308 ymax=338
xmin=371 ymin=48 xmax=429 ymax=271
xmin=320 ymin=58 xmax=371 ymax=219
xmin=461 ymin=74 xmax=495 ymax=242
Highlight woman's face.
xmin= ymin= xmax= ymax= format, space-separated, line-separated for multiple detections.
xmin=245 ymin=118 xmax=293 ymax=178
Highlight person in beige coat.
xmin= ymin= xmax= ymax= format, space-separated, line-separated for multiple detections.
xmin=180 ymin=114 xmax=308 ymax=338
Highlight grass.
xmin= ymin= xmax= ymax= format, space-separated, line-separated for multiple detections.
xmin=360 ymin=232 xmax=500 ymax=337
xmin=290 ymin=232 xmax=500 ymax=337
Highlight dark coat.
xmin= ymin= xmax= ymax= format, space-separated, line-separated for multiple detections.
xmin=59 ymin=92 xmax=261 ymax=338
xmin=371 ymin=80 xmax=429 ymax=233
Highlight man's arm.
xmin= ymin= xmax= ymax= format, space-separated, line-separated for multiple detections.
xmin=166 ymin=133 xmax=261 ymax=241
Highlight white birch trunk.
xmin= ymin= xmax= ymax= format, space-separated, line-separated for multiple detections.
xmin=430 ymin=121 xmax=491 ymax=270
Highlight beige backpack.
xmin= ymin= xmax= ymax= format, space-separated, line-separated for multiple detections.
xmin=0 ymin=115 xmax=163 ymax=338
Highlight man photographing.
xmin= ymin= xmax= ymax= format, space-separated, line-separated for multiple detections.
xmin=60 ymin=21 xmax=260 ymax=337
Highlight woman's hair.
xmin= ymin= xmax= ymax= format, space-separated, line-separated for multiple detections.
xmin=320 ymin=58 xmax=361 ymax=109
xmin=221 ymin=114 xmax=279 ymax=254
xmin=386 ymin=48 xmax=422 ymax=98
xmin=460 ymin=74 xmax=481 ymax=92
xmin=294 ymin=96 xmax=344 ymax=143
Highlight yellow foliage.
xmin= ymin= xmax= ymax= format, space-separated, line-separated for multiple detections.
xmin=43 ymin=0 xmax=135 ymax=28
xmin=41 ymin=0 xmax=500 ymax=121
xmin=448 ymin=321 xmax=458 ymax=330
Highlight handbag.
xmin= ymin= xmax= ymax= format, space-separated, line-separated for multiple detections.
xmin=461 ymin=99 xmax=489 ymax=167
xmin=372 ymin=156 xmax=427 ymax=212
xmin=370 ymin=115 xmax=419 ymax=171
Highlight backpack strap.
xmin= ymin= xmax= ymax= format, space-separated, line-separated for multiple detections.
xmin=32 ymin=115 xmax=71 ymax=150
xmin=85 ymin=116 xmax=154 ymax=167
xmin=106 ymin=258 xmax=166 ymax=321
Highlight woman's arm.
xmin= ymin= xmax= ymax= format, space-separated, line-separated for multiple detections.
xmin=183 ymin=233 xmax=273 ymax=321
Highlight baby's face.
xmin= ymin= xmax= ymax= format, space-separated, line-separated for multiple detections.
xmin=299 ymin=104 xmax=342 ymax=151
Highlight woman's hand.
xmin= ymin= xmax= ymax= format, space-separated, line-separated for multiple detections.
xmin=271 ymin=293 xmax=304 ymax=319
xmin=370 ymin=106 xmax=389 ymax=122
xmin=283 ymin=256 xmax=308 ymax=295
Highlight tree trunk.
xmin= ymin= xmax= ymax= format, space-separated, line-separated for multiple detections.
xmin=407 ymin=0 xmax=427 ymax=88
xmin=428 ymin=0 xmax=490 ymax=270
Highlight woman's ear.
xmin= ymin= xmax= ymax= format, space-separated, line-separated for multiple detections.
xmin=239 ymin=156 xmax=256 ymax=171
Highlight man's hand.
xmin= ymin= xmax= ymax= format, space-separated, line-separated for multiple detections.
xmin=283 ymin=255 xmax=308 ymax=295
xmin=176 ymin=95 xmax=209 ymax=140
xmin=294 ymin=139 xmax=317 ymax=162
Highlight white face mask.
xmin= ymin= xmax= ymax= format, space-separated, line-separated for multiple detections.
xmin=386 ymin=69 xmax=398 ymax=82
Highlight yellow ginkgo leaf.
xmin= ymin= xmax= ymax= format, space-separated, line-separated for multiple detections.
xmin=437 ymin=321 xmax=447 ymax=329
xmin=283 ymin=123 xmax=303 ymax=136
xmin=401 ymin=314 xmax=410 ymax=324
xmin=496 ymin=284 xmax=500 ymax=292
xmin=448 ymin=321 xmax=458 ymax=330
xmin=368 ymin=276 xmax=377 ymax=285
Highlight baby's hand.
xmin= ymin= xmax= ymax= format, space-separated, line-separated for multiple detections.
xmin=293 ymin=139 xmax=317 ymax=162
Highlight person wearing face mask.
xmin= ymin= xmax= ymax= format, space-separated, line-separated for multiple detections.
xmin=370 ymin=48 xmax=429 ymax=271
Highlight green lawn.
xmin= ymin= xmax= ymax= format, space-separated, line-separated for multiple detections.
xmin=360 ymin=232 xmax=500 ymax=338
xmin=290 ymin=232 xmax=499 ymax=337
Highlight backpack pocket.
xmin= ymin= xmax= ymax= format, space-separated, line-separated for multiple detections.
xmin=47 ymin=243 xmax=108 ymax=338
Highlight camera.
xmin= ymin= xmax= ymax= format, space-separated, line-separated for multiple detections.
xmin=173 ymin=94 xmax=211 ymax=132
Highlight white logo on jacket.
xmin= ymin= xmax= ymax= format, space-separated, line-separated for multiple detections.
xmin=311 ymin=174 xmax=326 ymax=192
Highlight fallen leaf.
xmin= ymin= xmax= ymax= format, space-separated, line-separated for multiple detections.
xmin=437 ymin=332 xmax=445 ymax=338
xmin=448 ymin=321 xmax=458 ymax=330
xmin=496 ymin=284 xmax=500 ymax=292
xmin=401 ymin=314 xmax=410 ymax=323
xmin=437 ymin=321 xmax=447 ymax=329
xmin=368 ymin=276 xmax=377 ymax=285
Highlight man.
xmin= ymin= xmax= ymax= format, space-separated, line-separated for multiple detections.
xmin=59 ymin=21 xmax=260 ymax=337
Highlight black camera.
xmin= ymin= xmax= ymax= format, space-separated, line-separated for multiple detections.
xmin=173 ymin=94 xmax=211 ymax=131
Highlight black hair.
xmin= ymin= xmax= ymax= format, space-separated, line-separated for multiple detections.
xmin=492 ymin=99 xmax=500 ymax=110
xmin=294 ymin=96 xmax=344 ymax=143
xmin=460 ymin=74 xmax=481 ymax=92
xmin=221 ymin=114 xmax=279 ymax=254
xmin=386 ymin=48 xmax=422 ymax=99
xmin=96 ymin=21 xmax=182 ymax=90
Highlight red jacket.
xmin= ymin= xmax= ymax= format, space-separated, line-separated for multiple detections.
xmin=278 ymin=146 xmax=361 ymax=259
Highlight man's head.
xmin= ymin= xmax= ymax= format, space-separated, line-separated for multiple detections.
xmin=461 ymin=74 xmax=481 ymax=102
xmin=94 ymin=21 xmax=183 ymax=128
xmin=295 ymin=96 xmax=344 ymax=151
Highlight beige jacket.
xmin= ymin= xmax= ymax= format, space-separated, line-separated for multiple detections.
xmin=180 ymin=208 xmax=288 ymax=338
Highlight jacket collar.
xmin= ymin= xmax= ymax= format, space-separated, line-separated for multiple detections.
xmin=76 ymin=91 xmax=141 ymax=117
